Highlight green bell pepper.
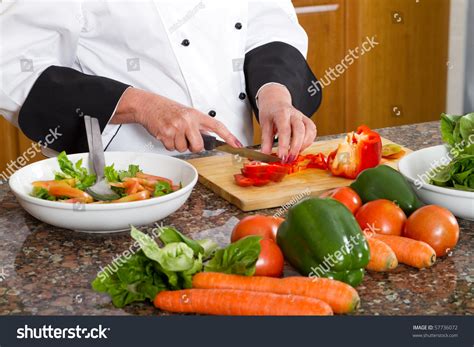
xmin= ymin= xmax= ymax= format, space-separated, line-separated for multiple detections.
xmin=350 ymin=165 xmax=424 ymax=215
xmin=276 ymin=198 xmax=369 ymax=287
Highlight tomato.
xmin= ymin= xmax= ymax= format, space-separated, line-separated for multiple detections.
xmin=255 ymin=239 xmax=284 ymax=277
xmin=404 ymin=205 xmax=459 ymax=257
xmin=231 ymin=215 xmax=284 ymax=242
xmin=355 ymin=199 xmax=406 ymax=235
xmin=320 ymin=187 xmax=362 ymax=214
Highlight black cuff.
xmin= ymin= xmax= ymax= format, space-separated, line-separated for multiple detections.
xmin=244 ymin=41 xmax=322 ymax=119
xmin=18 ymin=66 xmax=130 ymax=153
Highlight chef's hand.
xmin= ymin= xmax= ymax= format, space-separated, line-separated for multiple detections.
xmin=112 ymin=88 xmax=242 ymax=152
xmin=257 ymin=84 xmax=317 ymax=163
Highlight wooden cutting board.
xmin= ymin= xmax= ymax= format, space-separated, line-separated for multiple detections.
xmin=187 ymin=138 xmax=411 ymax=211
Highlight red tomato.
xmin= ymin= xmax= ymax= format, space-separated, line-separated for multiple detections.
xmin=255 ymin=239 xmax=284 ymax=277
xmin=231 ymin=215 xmax=284 ymax=242
xmin=404 ymin=205 xmax=459 ymax=257
xmin=320 ymin=187 xmax=362 ymax=214
xmin=355 ymin=199 xmax=406 ymax=236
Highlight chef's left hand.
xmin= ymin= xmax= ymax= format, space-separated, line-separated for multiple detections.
xmin=257 ymin=84 xmax=317 ymax=163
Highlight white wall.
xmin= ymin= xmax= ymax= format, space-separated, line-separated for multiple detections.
xmin=446 ymin=0 xmax=468 ymax=114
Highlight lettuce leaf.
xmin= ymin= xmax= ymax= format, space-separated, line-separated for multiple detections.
xmin=54 ymin=151 xmax=96 ymax=190
xmin=204 ymin=236 xmax=261 ymax=276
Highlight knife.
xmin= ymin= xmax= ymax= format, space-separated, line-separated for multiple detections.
xmin=202 ymin=134 xmax=280 ymax=163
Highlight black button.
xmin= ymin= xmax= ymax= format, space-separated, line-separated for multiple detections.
xmin=208 ymin=110 xmax=216 ymax=117
xmin=239 ymin=92 xmax=246 ymax=100
xmin=181 ymin=39 xmax=190 ymax=46
xmin=235 ymin=22 xmax=242 ymax=30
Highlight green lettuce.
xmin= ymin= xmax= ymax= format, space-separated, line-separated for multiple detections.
xmin=431 ymin=113 xmax=474 ymax=191
xmin=54 ymin=151 xmax=96 ymax=190
xmin=204 ymin=236 xmax=261 ymax=276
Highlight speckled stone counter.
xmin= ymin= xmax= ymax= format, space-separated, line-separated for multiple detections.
xmin=0 ymin=122 xmax=472 ymax=315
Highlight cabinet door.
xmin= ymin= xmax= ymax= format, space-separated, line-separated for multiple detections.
xmin=0 ymin=117 xmax=44 ymax=178
xmin=345 ymin=0 xmax=450 ymax=129
xmin=295 ymin=0 xmax=346 ymax=136
xmin=253 ymin=0 xmax=346 ymax=144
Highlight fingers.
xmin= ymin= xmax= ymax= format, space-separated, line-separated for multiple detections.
xmin=199 ymin=114 xmax=242 ymax=148
xmin=260 ymin=117 xmax=274 ymax=154
xmin=301 ymin=116 xmax=317 ymax=151
xmin=185 ymin=127 xmax=204 ymax=153
xmin=288 ymin=115 xmax=305 ymax=160
xmin=174 ymin=131 xmax=188 ymax=153
xmin=275 ymin=112 xmax=292 ymax=161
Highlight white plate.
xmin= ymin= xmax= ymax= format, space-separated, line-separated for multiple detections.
xmin=398 ymin=145 xmax=474 ymax=220
xmin=8 ymin=152 xmax=198 ymax=232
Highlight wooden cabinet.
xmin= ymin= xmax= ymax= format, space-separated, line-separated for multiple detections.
xmin=293 ymin=0 xmax=450 ymax=135
xmin=296 ymin=0 xmax=347 ymax=136
xmin=0 ymin=117 xmax=44 ymax=178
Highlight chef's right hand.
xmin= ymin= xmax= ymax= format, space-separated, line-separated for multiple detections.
xmin=112 ymin=87 xmax=242 ymax=152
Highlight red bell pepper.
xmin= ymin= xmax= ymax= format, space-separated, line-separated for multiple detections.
xmin=327 ymin=125 xmax=382 ymax=179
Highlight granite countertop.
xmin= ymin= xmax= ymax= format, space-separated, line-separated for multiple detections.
xmin=0 ymin=121 xmax=472 ymax=315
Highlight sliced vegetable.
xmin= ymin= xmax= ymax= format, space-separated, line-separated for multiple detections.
xmin=234 ymin=174 xmax=254 ymax=187
xmin=327 ymin=125 xmax=382 ymax=179
xmin=372 ymin=234 xmax=436 ymax=269
xmin=55 ymin=151 xmax=96 ymax=190
xmin=365 ymin=237 xmax=398 ymax=272
xmin=48 ymin=183 xmax=94 ymax=203
xmin=112 ymin=190 xmax=150 ymax=203
xmin=154 ymin=289 xmax=333 ymax=316
xmin=403 ymin=205 xmax=459 ymax=257
xmin=192 ymin=272 xmax=360 ymax=314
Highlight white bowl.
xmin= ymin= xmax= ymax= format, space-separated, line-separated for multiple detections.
xmin=398 ymin=145 xmax=474 ymax=220
xmin=8 ymin=152 xmax=198 ymax=232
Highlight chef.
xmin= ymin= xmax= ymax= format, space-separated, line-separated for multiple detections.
xmin=0 ymin=0 xmax=322 ymax=163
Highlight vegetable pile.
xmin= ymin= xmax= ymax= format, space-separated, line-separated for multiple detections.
xmin=429 ymin=113 xmax=474 ymax=191
xmin=31 ymin=152 xmax=180 ymax=203
xmin=89 ymin=120 xmax=462 ymax=316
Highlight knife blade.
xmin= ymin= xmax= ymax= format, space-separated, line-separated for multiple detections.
xmin=202 ymin=134 xmax=280 ymax=163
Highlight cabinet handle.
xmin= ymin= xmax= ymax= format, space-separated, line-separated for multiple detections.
xmin=295 ymin=4 xmax=339 ymax=14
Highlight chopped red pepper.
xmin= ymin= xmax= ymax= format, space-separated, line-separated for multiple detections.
xmin=327 ymin=125 xmax=382 ymax=179
xmin=234 ymin=174 xmax=254 ymax=187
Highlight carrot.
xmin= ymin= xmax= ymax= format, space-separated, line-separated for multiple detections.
xmin=365 ymin=237 xmax=398 ymax=272
xmin=192 ymin=272 xmax=359 ymax=314
xmin=373 ymin=234 xmax=436 ymax=269
xmin=112 ymin=190 xmax=150 ymax=203
xmin=33 ymin=179 xmax=76 ymax=188
xmin=48 ymin=183 xmax=93 ymax=203
xmin=136 ymin=172 xmax=173 ymax=185
xmin=154 ymin=289 xmax=333 ymax=316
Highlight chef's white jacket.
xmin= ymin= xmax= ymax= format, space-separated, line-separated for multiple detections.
xmin=0 ymin=0 xmax=321 ymax=155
